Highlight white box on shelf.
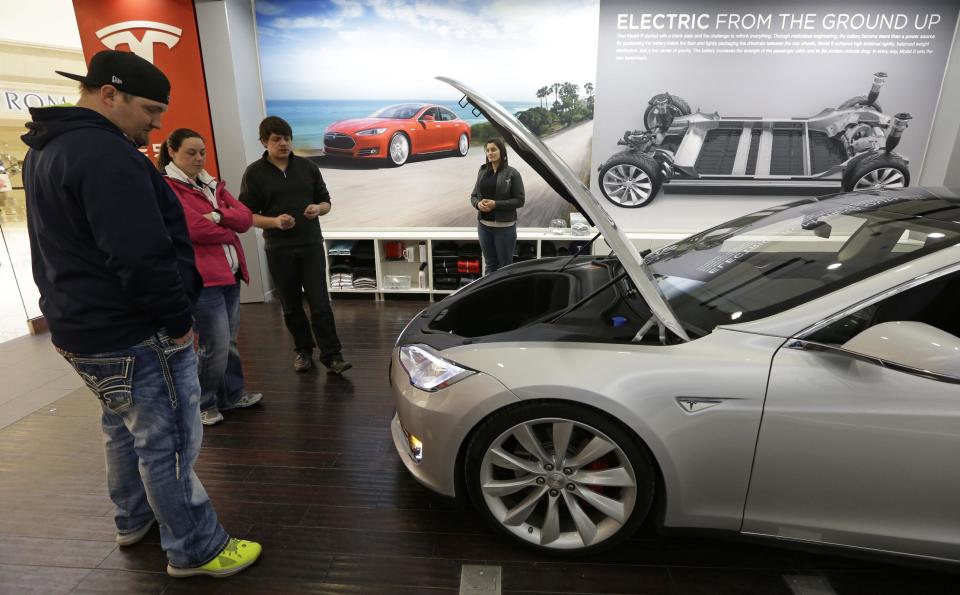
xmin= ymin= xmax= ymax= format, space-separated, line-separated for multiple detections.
xmin=383 ymin=274 xmax=412 ymax=289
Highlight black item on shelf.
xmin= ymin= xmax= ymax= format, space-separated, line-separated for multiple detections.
xmin=458 ymin=243 xmax=481 ymax=258
xmin=433 ymin=241 xmax=458 ymax=257
xmin=434 ymin=276 xmax=460 ymax=290
xmin=351 ymin=241 xmax=375 ymax=258
xmin=541 ymin=243 xmax=557 ymax=257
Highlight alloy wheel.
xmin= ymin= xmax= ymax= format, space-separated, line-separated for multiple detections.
xmin=479 ymin=417 xmax=638 ymax=549
xmin=602 ymin=165 xmax=653 ymax=206
xmin=854 ymin=167 xmax=906 ymax=190
xmin=390 ymin=134 xmax=410 ymax=165
xmin=458 ymin=133 xmax=469 ymax=156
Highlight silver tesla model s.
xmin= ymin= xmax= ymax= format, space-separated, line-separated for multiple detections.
xmin=390 ymin=78 xmax=960 ymax=564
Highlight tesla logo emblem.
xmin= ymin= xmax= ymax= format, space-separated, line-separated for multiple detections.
xmin=95 ymin=21 xmax=183 ymax=64
xmin=676 ymin=397 xmax=723 ymax=413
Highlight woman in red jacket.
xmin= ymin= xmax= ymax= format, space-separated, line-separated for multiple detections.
xmin=160 ymin=128 xmax=261 ymax=426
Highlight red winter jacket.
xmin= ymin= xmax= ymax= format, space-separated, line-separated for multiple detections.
xmin=164 ymin=174 xmax=252 ymax=287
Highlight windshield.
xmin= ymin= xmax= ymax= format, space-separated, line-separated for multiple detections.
xmin=369 ymin=104 xmax=424 ymax=119
xmin=644 ymin=194 xmax=960 ymax=338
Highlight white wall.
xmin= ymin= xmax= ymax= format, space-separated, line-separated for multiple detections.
xmin=920 ymin=17 xmax=960 ymax=190
xmin=195 ymin=0 xmax=272 ymax=303
xmin=0 ymin=0 xmax=81 ymax=49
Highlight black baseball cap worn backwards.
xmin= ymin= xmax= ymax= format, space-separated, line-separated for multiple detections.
xmin=56 ymin=50 xmax=171 ymax=105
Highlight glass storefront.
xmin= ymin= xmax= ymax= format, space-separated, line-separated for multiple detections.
xmin=0 ymin=39 xmax=84 ymax=343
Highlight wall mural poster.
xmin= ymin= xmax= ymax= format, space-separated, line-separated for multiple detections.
xmin=254 ymin=0 xmax=599 ymax=228
xmin=592 ymin=0 xmax=959 ymax=232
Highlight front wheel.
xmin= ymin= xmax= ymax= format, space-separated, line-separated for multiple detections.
xmin=456 ymin=133 xmax=469 ymax=157
xmin=842 ymin=152 xmax=909 ymax=192
xmin=598 ymin=154 xmax=662 ymax=208
xmin=387 ymin=132 xmax=410 ymax=166
xmin=464 ymin=402 xmax=655 ymax=553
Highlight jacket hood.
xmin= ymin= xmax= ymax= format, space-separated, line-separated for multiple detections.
xmin=164 ymin=162 xmax=217 ymax=189
xmin=21 ymin=106 xmax=126 ymax=151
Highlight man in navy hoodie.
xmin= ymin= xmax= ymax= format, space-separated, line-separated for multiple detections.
xmin=21 ymin=50 xmax=260 ymax=578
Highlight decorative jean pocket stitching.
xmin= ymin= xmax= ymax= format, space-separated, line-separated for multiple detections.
xmin=69 ymin=356 xmax=135 ymax=413
xmin=162 ymin=338 xmax=194 ymax=356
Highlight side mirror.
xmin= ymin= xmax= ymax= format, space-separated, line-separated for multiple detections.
xmin=842 ymin=321 xmax=960 ymax=380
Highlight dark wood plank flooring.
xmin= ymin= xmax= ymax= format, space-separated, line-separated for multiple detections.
xmin=0 ymin=299 xmax=958 ymax=594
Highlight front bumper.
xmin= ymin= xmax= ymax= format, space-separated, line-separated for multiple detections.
xmin=324 ymin=135 xmax=385 ymax=158
xmin=389 ymin=347 xmax=520 ymax=497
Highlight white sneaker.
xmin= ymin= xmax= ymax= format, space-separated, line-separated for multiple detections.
xmin=117 ymin=518 xmax=156 ymax=546
xmin=224 ymin=392 xmax=262 ymax=410
xmin=200 ymin=409 xmax=224 ymax=426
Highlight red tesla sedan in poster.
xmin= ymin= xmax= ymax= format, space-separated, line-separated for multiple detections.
xmin=323 ymin=103 xmax=471 ymax=166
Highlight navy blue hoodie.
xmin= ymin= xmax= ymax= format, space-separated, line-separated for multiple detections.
xmin=22 ymin=106 xmax=201 ymax=353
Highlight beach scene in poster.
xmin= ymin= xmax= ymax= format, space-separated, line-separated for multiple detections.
xmin=254 ymin=0 xmax=599 ymax=227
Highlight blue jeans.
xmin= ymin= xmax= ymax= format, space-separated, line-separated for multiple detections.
xmin=194 ymin=282 xmax=246 ymax=413
xmin=60 ymin=331 xmax=229 ymax=568
xmin=478 ymin=223 xmax=517 ymax=275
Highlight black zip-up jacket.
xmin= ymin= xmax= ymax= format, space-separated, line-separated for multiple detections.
xmin=469 ymin=162 xmax=525 ymax=223
xmin=238 ymin=151 xmax=331 ymax=250
xmin=21 ymin=106 xmax=201 ymax=353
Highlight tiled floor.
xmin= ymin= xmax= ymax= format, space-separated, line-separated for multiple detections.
xmin=0 ymin=300 xmax=957 ymax=594
xmin=0 ymin=332 xmax=82 ymax=430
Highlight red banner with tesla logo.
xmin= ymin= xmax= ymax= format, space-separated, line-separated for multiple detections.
xmin=71 ymin=0 xmax=218 ymax=177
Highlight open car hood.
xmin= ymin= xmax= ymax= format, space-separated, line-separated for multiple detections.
xmin=438 ymin=76 xmax=690 ymax=342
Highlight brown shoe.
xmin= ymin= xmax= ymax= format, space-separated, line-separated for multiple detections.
xmin=294 ymin=351 xmax=313 ymax=373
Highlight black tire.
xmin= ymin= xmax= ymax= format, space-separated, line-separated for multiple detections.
xmin=838 ymin=95 xmax=883 ymax=113
xmin=643 ymin=93 xmax=691 ymax=131
xmin=386 ymin=132 xmax=410 ymax=167
xmin=464 ymin=401 xmax=655 ymax=554
xmin=842 ymin=152 xmax=910 ymax=192
xmin=597 ymin=153 xmax=662 ymax=208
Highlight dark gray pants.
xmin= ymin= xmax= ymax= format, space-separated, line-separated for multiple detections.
xmin=265 ymin=244 xmax=342 ymax=362
xmin=478 ymin=223 xmax=517 ymax=275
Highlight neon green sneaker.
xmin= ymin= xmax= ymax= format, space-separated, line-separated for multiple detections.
xmin=166 ymin=538 xmax=262 ymax=578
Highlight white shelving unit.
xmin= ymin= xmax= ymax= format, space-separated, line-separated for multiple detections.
xmin=323 ymin=227 xmax=689 ymax=300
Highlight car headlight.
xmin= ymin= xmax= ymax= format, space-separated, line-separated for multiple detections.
xmin=356 ymin=128 xmax=387 ymax=136
xmin=398 ymin=344 xmax=475 ymax=392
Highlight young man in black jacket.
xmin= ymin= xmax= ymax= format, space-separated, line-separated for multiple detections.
xmin=239 ymin=116 xmax=351 ymax=374
xmin=22 ymin=50 xmax=260 ymax=578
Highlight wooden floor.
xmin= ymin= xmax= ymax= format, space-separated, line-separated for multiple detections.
xmin=0 ymin=299 xmax=957 ymax=594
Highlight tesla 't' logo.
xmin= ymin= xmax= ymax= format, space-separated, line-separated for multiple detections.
xmin=95 ymin=21 xmax=183 ymax=64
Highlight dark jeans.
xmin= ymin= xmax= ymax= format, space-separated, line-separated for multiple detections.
xmin=266 ymin=244 xmax=343 ymax=362
xmin=478 ymin=223 xmax=517 ymax=275
xmin=60 ymin=332 xmax=229 ymax=568
xmin=194 ymin=281 xmax=246 ymax=414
